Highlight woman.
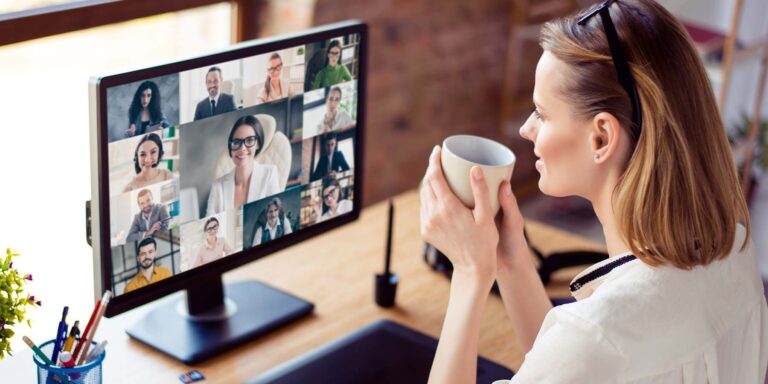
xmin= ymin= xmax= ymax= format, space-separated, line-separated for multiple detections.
xmin=192 ymin=217 xmax=233 ymax=268
xmin=422 ymin=1 xmax=768 ymax=383
xmin=256 ymin=53 xmax=294 ymax=104
xmin=123 ymin=133 xmax=173 ymax=192
xmin=311 ymin=40 xmax=352 ymax=90
xmin=126 ymin=80 xmax=169 ymax=137
xmin=319 ymin=178 xmax=352 ymax=222
xmin=206 ymin=115 xmax=280 ymax=216
xmin=318 ymin=86 xmax=354 ymax=134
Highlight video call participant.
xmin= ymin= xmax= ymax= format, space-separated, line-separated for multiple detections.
xmin=194 ymin=66 xmax=236 ymax=121
xmin=318 ymin=86 xmax=353 ymax=134
xmin=206 ymin=115 xmax=280 ymax=216
xmin=311 ymin=40 xmax=352 ymax=89
xmin=319 ymin=178 xmax=352 ymax=222
xmin=126 ymin=80 xmax=169 ymax=138
xmin=126 ymin=189 xmax=170 ymax=243
xmin=252 ymin=197 xmax=293 ymax=246
xmin=257 ymin=53 xmax=294 ymax=104
xmin=123 ymin=133 xmax=174 ymax=192
xmin=311 ymin=132 xmax=350 ymax=182
xmin=124 ymin=237 xmax=171 ymax=293
xmin=192 ymin=217 xmax=233 ymax=268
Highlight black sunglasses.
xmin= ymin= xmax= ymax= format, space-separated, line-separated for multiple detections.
xmin=578 ymin=0 xmax=642 ymax=138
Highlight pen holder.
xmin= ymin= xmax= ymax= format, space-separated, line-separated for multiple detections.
xmin=33 ymin=340 xmax=105 ymax=384
xmin=375 ymin=273 xmax=399 ymax=307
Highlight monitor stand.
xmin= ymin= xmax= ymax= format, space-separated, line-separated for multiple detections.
xmin=126 ymin=276 xmax=314 ymax=365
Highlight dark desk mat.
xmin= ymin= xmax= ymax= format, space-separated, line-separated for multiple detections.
xmin=248 ymin=319 xmax=514 ymax=384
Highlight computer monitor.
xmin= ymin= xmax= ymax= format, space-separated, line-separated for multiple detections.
xmin=87 ymin=21 xmax=367 ymax=364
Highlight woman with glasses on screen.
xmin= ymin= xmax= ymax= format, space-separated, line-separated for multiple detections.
xmin=311 ymin=40 xmax=352 ymax=89
xmin=256 ymin=53 xmax=294 ymax=104
xmin=192 ymin=217 xmax=233 ymax=268
xmin=123 ymin=133 xmax=174 ymax=192
xmin=126 ymin=80 xmax=169 ymax=138
xmin=206 ymin=115 xmax=280 ymax=217
xmin=318 ymin=86 xmax=354 ymax=134
xmin=421 ymin=1 xmax=768 ymax=383
xmin=319 ymin=178 xmax=352 ymax=222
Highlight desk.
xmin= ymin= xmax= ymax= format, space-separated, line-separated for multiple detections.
xmin=0 ymin=190 xmax=604 ymax=382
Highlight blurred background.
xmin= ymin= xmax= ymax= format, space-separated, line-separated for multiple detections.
xmin=0 ymin=0 xmax=766 ymax=352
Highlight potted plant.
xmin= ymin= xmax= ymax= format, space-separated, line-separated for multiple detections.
xmin=0 ymin=248 xmax=40 ymax=359
xmin=728 ymin=113 xmax=768 ymax=203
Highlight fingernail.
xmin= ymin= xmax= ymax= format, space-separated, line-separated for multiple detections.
xmin=506 ymin=181 xmax=513 ymax=196
xmin=472 ymin=167 xmax=483 ymax=180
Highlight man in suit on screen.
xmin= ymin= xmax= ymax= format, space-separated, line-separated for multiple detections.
xmin=193 ymin=66 xmax=236 ymax=121
xmin=311 ymin=132 xmax=350 ymax=181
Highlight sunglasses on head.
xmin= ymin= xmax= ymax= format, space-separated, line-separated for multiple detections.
xmin=577 ymin=0 xmax=642 ymax=139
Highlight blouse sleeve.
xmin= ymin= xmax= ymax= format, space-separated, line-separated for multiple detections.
xmin=510 ymin=309 xmax=626 ymax=383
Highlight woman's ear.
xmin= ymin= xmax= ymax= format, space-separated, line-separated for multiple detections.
xmin=590 ymin=112 xmax=622 ymax=163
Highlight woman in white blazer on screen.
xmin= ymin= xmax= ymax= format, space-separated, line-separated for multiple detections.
xmin=206 ymin=115 xmax=280 ymax=217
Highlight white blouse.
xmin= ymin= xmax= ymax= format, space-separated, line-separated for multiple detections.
xmin=506 ymin=224 xmax=768 ymax=383
xmin=206 ymin=164 xmax=280 ymax=217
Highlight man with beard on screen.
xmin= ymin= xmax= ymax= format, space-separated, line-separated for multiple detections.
xmin=124 ymin=237 xmax=172 ymax=293
xmin=126 ymin=189 xmax=170 ymax=243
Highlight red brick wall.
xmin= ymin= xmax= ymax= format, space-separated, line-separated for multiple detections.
xmin=313 ymin=0 xmax=537 ymax=205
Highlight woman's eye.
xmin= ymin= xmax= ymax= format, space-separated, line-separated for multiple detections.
xmin=532 ymin=109 xmax=543 ymax=120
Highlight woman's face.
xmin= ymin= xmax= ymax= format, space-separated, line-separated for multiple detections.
xmin=326 ymin=90 xmax=341 ymax=112
xmin=323 ymin=185 xmax=339 ymax=209
xmin=141 ymin=88 xmax=152 ymax=108
xmin=137 ymin=140 xmax=160 ymax=171
xmin=268 ymin=58 xmax=283 ymax=81
xmin=519 ymin=51 xmax=595 ymax=198
xmin=205 ymin=221 xmax=219 ymax=239
xmin=328 ymin=45 xmax=341 ymax=66
xmin=231 ymin=124 xmax=258 ymax=168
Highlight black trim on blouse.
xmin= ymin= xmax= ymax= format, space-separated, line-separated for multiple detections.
xmin=569 ymin=254 xmax=637 ymax=293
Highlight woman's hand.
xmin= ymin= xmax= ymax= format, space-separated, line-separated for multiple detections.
xmin=127 ymin=123 xmax=136 ymax=136
xmin=495 ymin=180 xmax=530 ymax=270
xmin=420 ymin=146 xmax=498 ymax=285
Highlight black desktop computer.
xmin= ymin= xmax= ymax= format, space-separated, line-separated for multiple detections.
xmin=88 ymin=21 xmax=367 ymax=364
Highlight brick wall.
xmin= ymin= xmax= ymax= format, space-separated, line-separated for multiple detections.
xmin=313 ymin=0 xmax=537 ymax=205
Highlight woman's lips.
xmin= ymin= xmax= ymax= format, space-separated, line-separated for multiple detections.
xmin=535 ymin=160 xmax=543 ymax=172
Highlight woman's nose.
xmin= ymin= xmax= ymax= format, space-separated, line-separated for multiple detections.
xmin=519 ymin=117 xmax=536 ymax=142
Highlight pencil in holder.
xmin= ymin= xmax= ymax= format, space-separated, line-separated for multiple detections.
xmin=32 ymin=339 xmax=105 ymax=384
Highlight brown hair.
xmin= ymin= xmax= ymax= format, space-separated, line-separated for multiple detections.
xmin=541 ymin=0 xmax=750 ymax=268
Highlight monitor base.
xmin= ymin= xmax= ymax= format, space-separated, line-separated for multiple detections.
xmin=126 ymin=280 xmax=314 ymax=365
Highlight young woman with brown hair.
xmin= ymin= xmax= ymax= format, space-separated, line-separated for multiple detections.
xmin=421 ymin=1 xmax=768 ymax=382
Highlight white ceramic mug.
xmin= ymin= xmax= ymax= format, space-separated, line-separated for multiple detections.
xmin=440 ymin=135 xmax=516 ymax=215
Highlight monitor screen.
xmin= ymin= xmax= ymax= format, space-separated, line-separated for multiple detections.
xmin=89 ymin=21 xmax=366 ymax=316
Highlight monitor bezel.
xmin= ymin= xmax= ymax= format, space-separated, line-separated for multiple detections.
xmin=89 ymin=21 xmax=368 ymax=317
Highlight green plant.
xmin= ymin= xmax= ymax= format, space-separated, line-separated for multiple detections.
xmin=729 ymin=113 xmax=768 ymax=172
xmin=0 ymin=248 xmax=40 ymax=359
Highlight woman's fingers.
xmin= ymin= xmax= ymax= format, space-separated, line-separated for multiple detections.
xmin=426 ymin=146 xmax=460 ymax=205
xmin=498 ymin=180 xmax=523 ymax=229
xmin=469 ymin=166 xmax=492 ymax=224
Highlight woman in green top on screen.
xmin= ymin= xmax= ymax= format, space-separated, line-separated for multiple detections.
xmin=312 ymin=40 xmax=352 ymax=89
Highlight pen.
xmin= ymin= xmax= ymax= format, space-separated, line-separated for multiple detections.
xmin=84 ymin=340 xmax=107 ymax=363
xmin=72 ymin=298 xmax=102 ymax=363
xmin=63 ymin=320 xmax=80 ymax=352
xmin=51 ymin=306 xmax=69 ymax=363
xmin=77 ymin=290 xmax=111 ymax=365
xmin=23 ymin=336 xmax=55 ymax=366
xmin=384 ymin=200 xmax=394 ymax=276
